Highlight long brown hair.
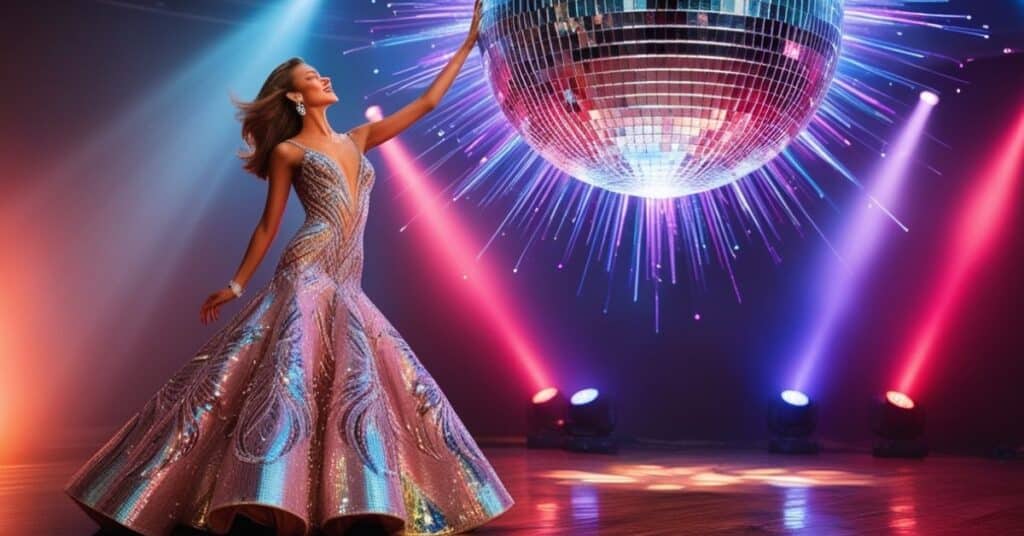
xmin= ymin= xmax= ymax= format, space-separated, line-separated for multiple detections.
xmin=232 ymin=57 xmax=306 ymax=180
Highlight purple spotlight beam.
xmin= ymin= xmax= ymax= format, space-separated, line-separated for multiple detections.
xmin=789 ymin=93 xmax=939 ymax=393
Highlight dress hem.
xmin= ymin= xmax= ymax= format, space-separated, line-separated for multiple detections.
xmin=67 ymin=486 xmax=515 ymax=535
xmin=66 ymin=488 xmax=160 ymax=536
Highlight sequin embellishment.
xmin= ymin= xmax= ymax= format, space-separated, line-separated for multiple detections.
xmin=233 ymin=296 xmax=313 ymax=464
xmin=64 ymin=135 xmax=513 ymax=536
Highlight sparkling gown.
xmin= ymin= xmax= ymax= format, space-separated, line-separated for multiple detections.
xmin=64 ymin=135 xmax=514 ymax=536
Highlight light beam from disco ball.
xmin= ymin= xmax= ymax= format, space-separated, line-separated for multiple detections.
xmin=345 ymin=1 xmax=990 ymax=330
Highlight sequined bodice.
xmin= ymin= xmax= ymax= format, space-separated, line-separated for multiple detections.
xmin=274 ymin=139 xmax=376 ymax=288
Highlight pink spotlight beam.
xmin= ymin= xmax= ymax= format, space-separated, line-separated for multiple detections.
xmin=365 ymin=105 xmax=553 ymax=390
xmin=897 ymin=102 xmax=1024 ymax=393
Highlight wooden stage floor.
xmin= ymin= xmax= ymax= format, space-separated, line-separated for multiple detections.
xmin=5 ymin=443 xmax=1023 ymax=535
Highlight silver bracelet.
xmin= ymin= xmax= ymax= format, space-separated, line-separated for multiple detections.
xmin=228 ymin=279 xmax=244 ymax=297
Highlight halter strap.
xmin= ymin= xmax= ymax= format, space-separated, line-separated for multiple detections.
xmin=283 ymin=138 xmax=310 ymax=151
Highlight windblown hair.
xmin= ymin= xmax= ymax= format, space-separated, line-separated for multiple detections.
xmin=232 ymin=57 xmax=306 ymax=180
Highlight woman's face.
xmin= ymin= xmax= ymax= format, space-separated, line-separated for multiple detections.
xmin=291 ymin=63 xmax=337 ymax=107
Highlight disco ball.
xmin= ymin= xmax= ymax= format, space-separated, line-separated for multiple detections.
xmin=477 ymin=1 xmax=844 ymax=198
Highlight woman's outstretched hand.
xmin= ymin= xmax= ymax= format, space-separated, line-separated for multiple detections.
xmin=200 ymin=287 xmax=237 ymax=324
xmin=465 ymin=0 xmax=483 ymax=46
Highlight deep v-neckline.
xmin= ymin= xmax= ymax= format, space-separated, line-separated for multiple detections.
xmin=290 ymin=137 xmax=365 ymax=202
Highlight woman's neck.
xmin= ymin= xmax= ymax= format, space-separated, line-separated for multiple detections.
xmin=301 ymin=107 xmax=336 ymax=138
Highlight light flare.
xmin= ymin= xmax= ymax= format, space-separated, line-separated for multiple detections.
xmin=532 ymin=387 xmax=559 ymax=404
xmin=886 ymin=390 xmax=916 ymax=410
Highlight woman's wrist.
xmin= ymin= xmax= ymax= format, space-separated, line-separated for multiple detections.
xmin=228 ymin=279 xmax=244 ymax=298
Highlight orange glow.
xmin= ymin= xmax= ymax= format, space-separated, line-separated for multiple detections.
xmin=0 ymin=234 xmax=45 ymax=461
xmin=543 ymin=470 xmax=638 ymax=484
xmin=886 ymin=391 xmax=916 ymax=410
xmin=646 ymin=484 xmax=685 ymax=491
xmin=532 ymin=387 xmax=559 ymax=404
xmin=540 ymin=463 xmax=875 ymax=490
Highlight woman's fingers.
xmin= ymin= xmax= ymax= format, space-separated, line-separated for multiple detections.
xmin=201 ymin=299 xmax=213 ymax=324
xmin=200 ymin=290 xmax=233 ymax=324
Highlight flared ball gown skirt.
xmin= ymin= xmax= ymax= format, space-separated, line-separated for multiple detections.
xmin=64 ymin=270 xmax=514 ymax=536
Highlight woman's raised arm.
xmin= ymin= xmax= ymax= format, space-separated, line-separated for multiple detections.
xmin=348 ymin=0 xmax=484 ymax=153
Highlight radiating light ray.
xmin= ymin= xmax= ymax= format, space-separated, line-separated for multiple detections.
xmin=89 ymin=1 xmax=321 ymax=391
xmin=93 ymin=0 xmax=359 ymax=42
xmin=366 ymin=107 xmax=553 ymax=390
xmin=790 ymin=94 xmax=937 ymax=392
xmin=897 ymin=102 xmax=1024 ymax=393
xmin=339 ymin=1 xmax=989 ymax=321
xmin=0 ymin=0 xmax=321 ymax=429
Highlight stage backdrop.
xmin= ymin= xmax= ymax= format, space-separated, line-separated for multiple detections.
xmin=1 ymin=1 xmax=1022 ymax=462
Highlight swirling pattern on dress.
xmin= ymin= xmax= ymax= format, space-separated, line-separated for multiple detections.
xmin=233 ymin=295 xmax=313 ymax=464
xmin=118 ymin=290 xmax=275 ymax=478
xmin=332 ymin=309 xmax=399 ymax=475
xmin=388 ymin=325 xmax=486 ymax=464
xmin=128 ymin=323 xmax=270 ymax=477
xmin=65 ymin=134 xmax=512 ymax=536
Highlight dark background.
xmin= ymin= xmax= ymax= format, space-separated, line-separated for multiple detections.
xmin=0 ymin=1 xmax=1021 ymax=460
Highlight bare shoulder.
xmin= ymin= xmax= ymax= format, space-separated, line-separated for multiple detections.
xmin=270 ymin=140 xmax=305 ymax=169
xmin=273 ymin=139 xmax=304 ymax=161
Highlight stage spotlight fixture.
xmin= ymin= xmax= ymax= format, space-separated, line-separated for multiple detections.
xmin=871 ymin=391 xmax=927 ymax=458
xmin=781 ymin=389 xmax=810 ymax=407
xmin=570 ymin=388 xmax=599 ymax=405
xmin=768 ymin=390 xmax=820 ymax=454
xmin=565 ymin=388 xmax=617 ymax=454
xmin=919 ymin=90 xmax=940 ymax=106
xmin=527 ymin=387 xmax=568 ymax=449
xmin=886 ymin=390 xmax=915 ymax=409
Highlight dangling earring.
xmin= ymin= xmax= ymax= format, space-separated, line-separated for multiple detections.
xmin=295 ymin=100 xmax=306 ymax=116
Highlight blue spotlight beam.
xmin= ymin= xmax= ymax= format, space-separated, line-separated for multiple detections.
xmin=13 ymin=0 xmax=323 ymax=396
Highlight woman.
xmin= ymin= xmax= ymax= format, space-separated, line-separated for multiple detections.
xmin=64 ymin=2 xmax=511 ymax=535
